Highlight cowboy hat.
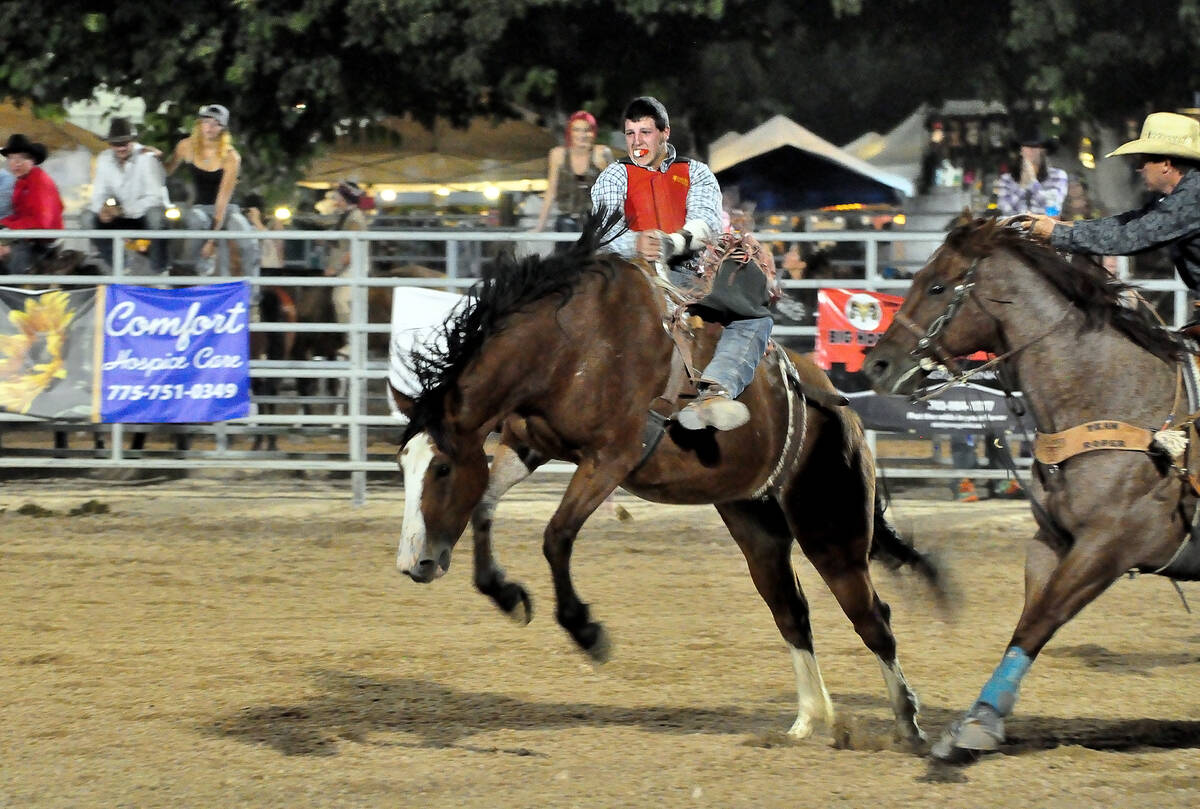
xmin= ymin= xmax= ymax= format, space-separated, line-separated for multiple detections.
xmin=1106 ymin=112 xmax=1200 ymax=161
xmin=104 ymin=117 xmax=138 ymax=144
xmin=1012 ymin=127 xmax=1058 ymax=152
xmin=335 ymin=180 xmax=364 ymax=203
xmin=0 ymin=133 xmax=48 ymax=164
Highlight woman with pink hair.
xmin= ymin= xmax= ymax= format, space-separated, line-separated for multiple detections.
xmin=533 ymin=110 xmax=614 ymax=233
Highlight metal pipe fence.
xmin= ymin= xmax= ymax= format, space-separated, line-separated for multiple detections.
xmin=0 ymin=227 xmax=1171 ymax=502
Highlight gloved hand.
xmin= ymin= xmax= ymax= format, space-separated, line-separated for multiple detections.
xmin=661 ymin=220 xmax=714 ymax=261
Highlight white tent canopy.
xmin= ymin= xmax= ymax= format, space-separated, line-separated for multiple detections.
xmin=842 ymin=104 xmax=929 ymax=187
xmin=708 ymin=115 xmax=914 ymax=201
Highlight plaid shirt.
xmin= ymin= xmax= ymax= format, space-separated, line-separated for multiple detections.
xmin=589 ymin=144 xmax=723 ymax=258
xmin=1051 ymin=169 xmax=1200 ymax=290
xmin=997 ymin=167 xmax=1069 ymax=215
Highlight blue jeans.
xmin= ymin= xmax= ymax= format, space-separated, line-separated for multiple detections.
xmin=2 ymin=240 xmax=53 ymax=273
xmin=82 ymin=207 xmax=169 ymax=274
xmin=701 ymin=315 xmax=773 ymax=398
xmin=185 ymin=203 xmax=260 ymax=280
xmin=665 ymin=265 xmax=772 ymax=398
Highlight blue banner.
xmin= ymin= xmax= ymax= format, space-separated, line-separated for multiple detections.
xmin=98 ymin=282 xmax=251 ymax=423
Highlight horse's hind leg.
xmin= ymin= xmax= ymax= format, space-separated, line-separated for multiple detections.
xmin=472 ymin=439 xmax=544 ymax=624
xmin=715 ymin=499 xmax=834 ymax=739
xmin=783 ymin=483 xmax=924 ymax=745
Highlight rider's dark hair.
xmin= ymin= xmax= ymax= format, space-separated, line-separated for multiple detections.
xmin=623 ymin=97 xmax=669 ymax=131
xmin=1168 ymin=157 xmax=1200 ymax=174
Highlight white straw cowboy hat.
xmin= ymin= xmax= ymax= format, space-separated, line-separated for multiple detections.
xmin=1106 ymin=112 xmax=1200 ymax=161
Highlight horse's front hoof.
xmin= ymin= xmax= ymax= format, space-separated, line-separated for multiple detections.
xmin=930 ymin=703 xmax=1004 ymax=764
xmin=930 ymin=725 xmax=981 ymax=764
xmin=499 ymin=582 xmax=533 ymax=625
xmin=579 ymin=622 xmax=612 ymax=664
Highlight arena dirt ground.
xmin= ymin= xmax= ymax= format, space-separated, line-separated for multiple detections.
xmin=1 ymin=476 xmax=1198 ymax=808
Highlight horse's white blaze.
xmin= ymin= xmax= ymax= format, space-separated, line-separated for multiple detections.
xmin=877 ymin=655 xmax=923 ymax=740
xmin=397 ymin=432 xmax=435 ymax=573
xmin=787 ymin=646 xmax=834 ymax=738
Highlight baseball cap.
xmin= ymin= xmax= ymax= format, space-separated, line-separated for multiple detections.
xmin=198 ymin=104 xmax=230 ymax=127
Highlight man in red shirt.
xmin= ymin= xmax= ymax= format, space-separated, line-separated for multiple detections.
xmin=0 ymin=133 xmax=64 ymax=273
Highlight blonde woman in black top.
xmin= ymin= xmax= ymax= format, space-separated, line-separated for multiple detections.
xmin=163 ymin=104 xmax=260 ymax=283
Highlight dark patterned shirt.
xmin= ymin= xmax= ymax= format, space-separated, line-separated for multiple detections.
xmin=1051 ymin=169 xmax=1200 ymax=290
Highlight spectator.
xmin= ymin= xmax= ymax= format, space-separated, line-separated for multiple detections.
xmin=1064 ymin=177 xmax=1103 ymax=221
xmin=769 ymin=244 xmax=812 ymax=353
xmin=964 ymin=135 xmax=1067 ymax=501
xmin=533 ymin=110 xmax=614 ymax=234
xmin=0 ymin=162 xmax=14 ymax=219
xmin=996 ymin=129 xmax=1069 ymax=216
xmin=83 ymin=117 xmax=169 ymax=273
xmin=244 ymin=194 xmax=285 ymax=275
xmin=163 ymin=104 xmax=260 ymax=283
xmin=0 ymin=134 xmax=63 ymax=273
xmin=324 ymin=180 xmax=369 ymax=359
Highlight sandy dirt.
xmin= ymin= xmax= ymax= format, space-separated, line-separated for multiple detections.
xmin=1 ymin=476 xmax=1198 ymax=808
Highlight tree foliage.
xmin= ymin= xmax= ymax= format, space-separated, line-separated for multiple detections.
xmin=2 ymin=0 xmax=1193 ymax=196
xmin=1007 ymin=0 xmax=1200 ymax=126
xmin=0 ymin=1 xmax=734 ymax=191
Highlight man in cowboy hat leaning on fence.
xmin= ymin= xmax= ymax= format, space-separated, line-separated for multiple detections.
xmin=0 ymin=133 xmax=63 ymax=274
xmin=1025 ymin=111 xmax=1200 ymax=292
xmin=84 ymin=117 xmax=170 ymax=274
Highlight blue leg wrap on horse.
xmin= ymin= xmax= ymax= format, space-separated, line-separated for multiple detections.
xmin=977 ymin=646 xmax=1032 ymax=716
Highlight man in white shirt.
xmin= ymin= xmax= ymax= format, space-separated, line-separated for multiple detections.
xmin=84 ymin=118 xmax=169 ymax=273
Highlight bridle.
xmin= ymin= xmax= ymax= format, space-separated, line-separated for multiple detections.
xmin=890 ymin=252 xmax=1069 ymax=402
xmin=892 ymin=257 xmax=980 ymax=382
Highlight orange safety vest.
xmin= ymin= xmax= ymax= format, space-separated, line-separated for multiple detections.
xmin=622 ymin=158 xmax=690 ymax=233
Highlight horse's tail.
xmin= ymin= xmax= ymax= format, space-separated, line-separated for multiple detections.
xmin=869 ymin=491 xmax=955 ymax=613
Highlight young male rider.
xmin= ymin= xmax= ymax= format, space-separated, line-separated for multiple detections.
xmin=590 ymin=96 xmax=774 ymax=431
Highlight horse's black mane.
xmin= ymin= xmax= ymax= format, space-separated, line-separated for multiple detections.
xmin=401 ymin=208 xmax=626 ymax=444
xmin=948 ymin=218 xmax=1184 ymax=363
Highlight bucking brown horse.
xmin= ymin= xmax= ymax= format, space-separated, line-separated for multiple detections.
xmin=389 ymin=211 xmax=944 ymax=744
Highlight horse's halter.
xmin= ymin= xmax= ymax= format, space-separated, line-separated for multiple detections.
xmin=892 ymin=257 xmax=980 ymax=378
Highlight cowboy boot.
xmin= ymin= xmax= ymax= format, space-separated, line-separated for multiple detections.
xmin=677 ymin=385 xmax=750 ymax=431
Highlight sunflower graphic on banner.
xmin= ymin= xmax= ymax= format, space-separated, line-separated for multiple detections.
xmin=0 ymin=287 xmax=97 ymax=419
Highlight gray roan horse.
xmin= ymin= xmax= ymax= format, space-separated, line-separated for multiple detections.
xmin=864 ymin=216 xmax=1195 ymax=763
xmin=389 ymin=212 xmax=945 ymax=744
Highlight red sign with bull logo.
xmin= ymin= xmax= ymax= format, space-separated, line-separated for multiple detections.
xmin=814 ymin=289 xmax=903 ymax=372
